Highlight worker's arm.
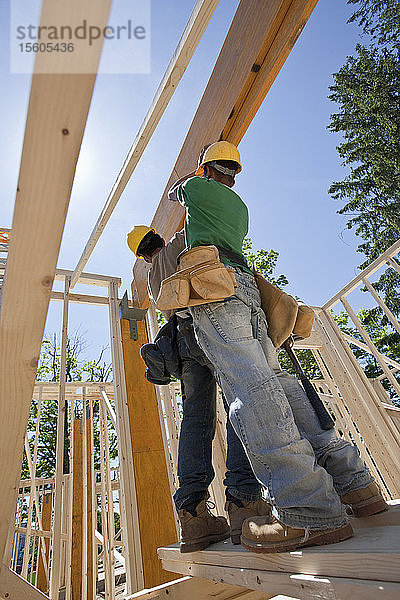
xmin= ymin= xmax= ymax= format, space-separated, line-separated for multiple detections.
xmin=168 ymin=170 xmax=196 ymax=201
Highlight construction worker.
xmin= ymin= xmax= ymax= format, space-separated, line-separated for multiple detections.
xmin=127 ymin=225 xmax=271 ymax=553
xmin=168 ymin=140 xmax=387 ymax=553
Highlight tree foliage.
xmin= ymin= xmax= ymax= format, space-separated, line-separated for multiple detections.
xmin=328 ymin=46 xmax=400 ymax=262
xmin=22 ymin=333 xmax=115 ymax=480
xmin=242 ymin=237 xmax=289 ymax=289
xmin=328 ymin=0 xmax=400 ymax=318
xmin=347 ymin=0 xmax=400 ymax=50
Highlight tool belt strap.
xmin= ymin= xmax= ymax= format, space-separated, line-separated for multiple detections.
xmin=216 ymin=246 xmax=250 ymax=270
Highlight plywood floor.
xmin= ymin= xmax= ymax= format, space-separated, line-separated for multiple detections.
xmin=157 ymin=501 xmax=400 ymax=600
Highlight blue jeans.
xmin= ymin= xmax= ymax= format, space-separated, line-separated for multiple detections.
xmin=190 ymin=268 xmax=373 ymax=530
xmin=173 ymin=348 xmax=262 ymax=510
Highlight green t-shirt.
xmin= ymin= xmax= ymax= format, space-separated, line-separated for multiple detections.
xmin=176 ymin=176 xmax=252 ymax=274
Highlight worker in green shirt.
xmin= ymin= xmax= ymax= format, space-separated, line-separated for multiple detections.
xmin=169 ymin=140 xmax=386 ymax=553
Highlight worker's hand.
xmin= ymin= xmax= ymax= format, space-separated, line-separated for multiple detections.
xmin=168 ymin=170 xmax=196 ymax=201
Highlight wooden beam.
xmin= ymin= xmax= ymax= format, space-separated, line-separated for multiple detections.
xmin=120 ymin=318 xmax=178 ymax=588
xmin=108 ymin=281 xmax=143 ymax=593
xmin=161 ymin=559 xmax=400 ymax=600
xmin=221 ymin=0 xmax=319 ymax=143
xmin=50 ymin=276 xmax=70 ymax=598
xmin=0 ymin=0 xmax=111 ymax=564
xmin=70 ymin=0 xmax=220 ymax=288
xmin=55 ymin=268 xmax=121 ymax=288
xmin=132 ymin=0 xmax=319 ymax=306
xmin=126 ymin=576 xmax=270 ymax=600
xmin=86 ymin=404 xmax=95 ymax=600
xmin=50 ymin=291 xmax=109 ymax=306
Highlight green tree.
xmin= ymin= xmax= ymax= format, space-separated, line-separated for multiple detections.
xmin=22 ymin=333 xmax=115 ymax=480
xmin=242 ymin=238 xmax=289 ymax=288
xmin=328 ymin=46 xmax=400 ymax=266
xmin=328 ymin=0 xmax=400 ymax=319
xmin=347 ymin=0 xmax=400 ymax=50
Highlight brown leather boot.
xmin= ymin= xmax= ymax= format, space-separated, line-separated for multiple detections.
xmin=340 ymin=481 xmax=388 ymax=518
xmin=226 ymin=498 xmax=274 ymax=544
xmin=241 ymin=516 xmax=353 ymax=553
xmin=178 ymin=499 xmax=230 ymax=553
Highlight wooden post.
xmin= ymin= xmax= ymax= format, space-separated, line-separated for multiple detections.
xmin=51 ymin=276 xmax=70 ymax=599
xmin=71 ymin=418 xmax=83 ymax=600
xmin=81 ymin=391 xmax=88 ymax=600
xmin=98 ymin=401 xmax=114 ymax=600
xmin=108 ymin=282 xmax=143 ymax=594
xmin=0 ymin=0 xmax=111 ymax=566
xmin=120 ymin=317 xmax=178 ymax=588
xmin=86 ymin=397 xmax=95 ymax=600
xmin=36 ymin=493 xmax=53 ymax=593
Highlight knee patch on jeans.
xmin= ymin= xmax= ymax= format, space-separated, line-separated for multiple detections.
xmin=315 ymin=437 xmax=349 ymax=463
xmin=247 ymin=373 xmax=281 ymax=395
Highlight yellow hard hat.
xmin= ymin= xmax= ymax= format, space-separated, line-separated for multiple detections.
xmin=127 ymin=225 xmax=156 ymax=257
xmin=196 ymin=141 xmax=242 ymax=177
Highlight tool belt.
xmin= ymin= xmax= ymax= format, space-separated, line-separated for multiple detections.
xmin=155 ymin=245 xmax=237 ymax=312
xmin=252 ymin=269 xmax=314 ymax=348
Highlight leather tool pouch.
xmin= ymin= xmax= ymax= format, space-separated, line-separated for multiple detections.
xmin=156 ymin=245 xmax=237 ymax=311
xmin=293 ymin=303 xmax=314 ymax=339
xmin=253 ymin=269 xmax=313 ymax=348
xmin=190 ymin=262 xmax=236 ymax=301
xmin=156 ymin=268 xmax=191 ymax=311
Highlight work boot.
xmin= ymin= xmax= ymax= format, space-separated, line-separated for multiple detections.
xmin=178 ymin=499 xmax=230 ymax=553
xmin=226 ymin=498 xmax=274 ymax=544
xmin=241 ymin=516 xmax=353 ymax=553
xmin=340 ymin=481 xmax=388 ymax=518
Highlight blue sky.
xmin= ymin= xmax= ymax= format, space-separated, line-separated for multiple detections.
xmin=1 ymin=0 xmax=373 ymax=360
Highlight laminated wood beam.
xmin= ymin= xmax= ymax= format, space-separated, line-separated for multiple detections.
xmin=120 ymin=318 xmax=178 ymax=588
xmin=132 ymin=0 xmax=319 ymax=307
xmin=0 ymin=0 xmax=111 ymax=565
